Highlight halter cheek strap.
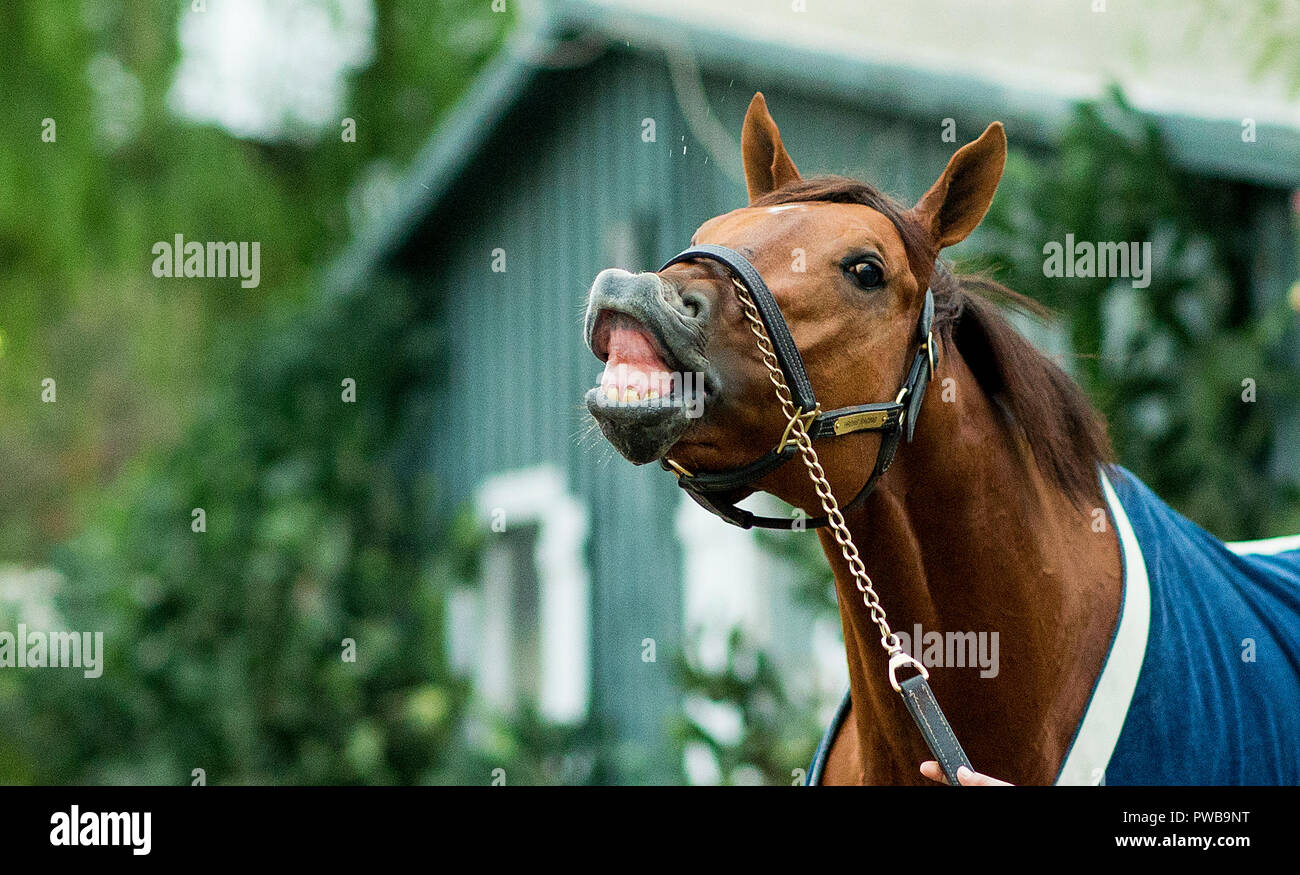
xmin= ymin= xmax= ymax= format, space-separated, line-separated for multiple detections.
xmin=659 ymin=244 xmax=938 ymax=530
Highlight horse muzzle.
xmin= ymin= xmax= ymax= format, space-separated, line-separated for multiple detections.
xmin=583 ymin=268 xmax=712 ymax=463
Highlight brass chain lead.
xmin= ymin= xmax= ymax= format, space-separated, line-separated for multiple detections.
xmin=731 ymin=277 xmax=903 ymax=655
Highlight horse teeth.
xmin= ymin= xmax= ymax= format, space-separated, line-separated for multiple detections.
xmin=623 ymin=388 xmax=639 ymax=402
xmin=604 ymin=385 xmax=618 ymax=401
xmin=647 ymin=390 xmax=659 ymax=400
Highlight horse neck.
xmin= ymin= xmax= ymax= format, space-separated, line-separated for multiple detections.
xmin=812 ymin=342 xmax=1122 ymax=784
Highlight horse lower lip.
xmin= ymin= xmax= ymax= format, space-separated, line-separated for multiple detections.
xmin=584 ymin=386 xmax=692 ymax=463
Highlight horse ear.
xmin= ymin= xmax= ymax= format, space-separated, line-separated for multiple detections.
xmin=912 ymin=122 xmax=1006 ymax=249
xmin=742 ymin=93 xmax=802 ymax=203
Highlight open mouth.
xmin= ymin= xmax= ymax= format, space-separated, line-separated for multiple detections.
xmin=584 ymin=308 xmax=703 ymax=463
xmin=590 ymin=310 xmax=680 ymax=404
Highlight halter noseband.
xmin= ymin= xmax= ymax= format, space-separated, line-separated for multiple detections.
xmin=658 ymin=244 xmax=939 ymax=530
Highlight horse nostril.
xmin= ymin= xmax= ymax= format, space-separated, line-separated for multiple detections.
xmin=681 ymin=292 xmax=706 ymax=320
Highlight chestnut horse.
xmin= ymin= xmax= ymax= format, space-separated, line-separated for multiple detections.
xmin=583 ymin=94 xmax=1300 ymax=785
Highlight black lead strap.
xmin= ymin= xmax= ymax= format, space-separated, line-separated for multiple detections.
xmin=897 ymin=671 xmax=974 ymax=786
xmin=658 ymin=244 xmax=972 ymax=786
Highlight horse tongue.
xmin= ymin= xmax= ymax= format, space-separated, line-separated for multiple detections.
xmin=606 ymin=323 xmax=666 ymax=371
xmin=601 ymin=320 xmax=671 ymax=397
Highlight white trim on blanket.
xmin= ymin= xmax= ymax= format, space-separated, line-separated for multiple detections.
xmin=1055 ymin=469 xmax=1152 ymax=786
xmin=1225 ymin=533 xmax=1300 ymax=556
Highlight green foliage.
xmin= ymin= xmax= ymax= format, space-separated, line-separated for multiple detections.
xmin=0 ymin=0 xmax=615 ymax=785
xmin=1200 ymin=0 xmax=1300 ymax=96
xmin=674 ymin=629 xmax=826 ymax=786
xmin=1 ymin=271 xmax=607 ymax=784
xmin=0 ymin=0 xmax=511 ymax=560
xmin=3 ymin=278 xmax=454 ymax=783
xmin=978 ymin=89 xmax=1300 ymax=539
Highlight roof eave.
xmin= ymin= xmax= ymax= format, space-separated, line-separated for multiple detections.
xmin=327 ymin=1 xmax=1300 ymax=291
xmin=325 ymin=16 xmax=560 ymax=295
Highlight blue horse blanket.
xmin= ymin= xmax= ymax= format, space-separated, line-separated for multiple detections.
xmin=809 ymin=465 xmax=1300 ymax=785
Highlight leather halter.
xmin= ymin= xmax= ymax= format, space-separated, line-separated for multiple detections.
xmin=658 ymin=244 xmax=939 ymax=530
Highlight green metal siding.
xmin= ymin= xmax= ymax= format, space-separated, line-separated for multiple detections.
xmin=413 ymin=55 xmax=695 ymax=782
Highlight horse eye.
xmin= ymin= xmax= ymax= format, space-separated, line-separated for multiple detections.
xmin=848 ymin=261 xmax=885 ymax=289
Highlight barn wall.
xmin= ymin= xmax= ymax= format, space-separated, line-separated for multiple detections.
xmin=410 ymin=53 xmax=699 ymax=782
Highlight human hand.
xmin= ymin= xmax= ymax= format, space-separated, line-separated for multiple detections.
xmin=920 ymin=761 xmax=1013 ymax=786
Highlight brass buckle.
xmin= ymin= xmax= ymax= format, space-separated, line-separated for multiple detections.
xmin=776 ymin=405 xmax=820 ymax=452
xmin=922 ymin=331 xmax=936 ymax=374
xmin=664 ymin=458 xmax=693 ymax=478
xmin=888 ymin=650 xmax=930 ymax=693
xmin=893 ymin=387 xmax=910 ymax=430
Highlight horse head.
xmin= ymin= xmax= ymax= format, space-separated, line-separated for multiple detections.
xmin=584 ymin=93 xmax=1006 ymax=515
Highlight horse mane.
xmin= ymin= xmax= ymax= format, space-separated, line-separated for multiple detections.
xmin=752 ymin=176 xmax=1112 ymax=506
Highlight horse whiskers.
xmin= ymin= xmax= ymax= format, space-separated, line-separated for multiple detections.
xmin=573 ymin=408 xmax=620 ymax=466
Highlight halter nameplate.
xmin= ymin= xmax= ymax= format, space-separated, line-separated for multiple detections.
xmin=831 ymin=408 xmax=894 ymax=435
